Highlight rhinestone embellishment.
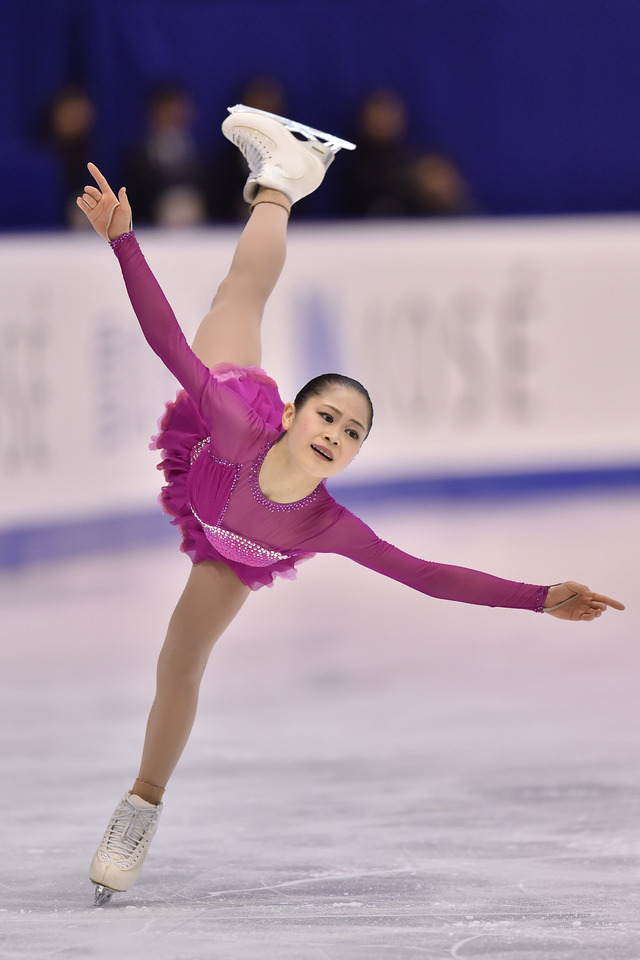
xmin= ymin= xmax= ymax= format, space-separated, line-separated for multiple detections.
xmin=109 ymin=230 xmax=135 ymax=250
xmin=190 ymin=437 xmax=211 ymax=465
xmin=534 ymin=586 xmax=550 ymax=613
xmin=190 ymin=507 xmax=291 ymax=567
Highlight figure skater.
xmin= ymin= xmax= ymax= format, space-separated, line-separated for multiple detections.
xmin=76 ymin=106 xmax=625 ymax=905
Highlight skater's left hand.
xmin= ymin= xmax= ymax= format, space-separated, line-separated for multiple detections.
xmin=76 ymin=162 xmax=132 ymax=242
xmin=544 ymin=581 xmax=625 ymax=621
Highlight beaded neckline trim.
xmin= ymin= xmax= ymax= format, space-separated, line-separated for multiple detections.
xmin=249 ymin=440 xmax=321 ymax=513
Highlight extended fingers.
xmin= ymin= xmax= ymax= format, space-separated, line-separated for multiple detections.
xmin=568 ymin=582 xmax=626 ymax=615
xmin=87 ymin=161 xmax=114 ymax=196
xmin=546 ymin=583 xmax=625 ymax=622
xmin=591 ymin=593 xmax=625 ymax=610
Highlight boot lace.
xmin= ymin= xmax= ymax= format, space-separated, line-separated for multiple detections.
xmin=99 ymin=802 xmax=159 ymax=867
xmin=229 ymin=128 xmax=274 ymax=177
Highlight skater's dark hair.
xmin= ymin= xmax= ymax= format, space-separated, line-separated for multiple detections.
xmin=294 ymin=373 xmax=374 ymax=439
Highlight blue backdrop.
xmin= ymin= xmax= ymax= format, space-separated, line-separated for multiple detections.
xmin=2 ymin=0 xmax=640 ymax=227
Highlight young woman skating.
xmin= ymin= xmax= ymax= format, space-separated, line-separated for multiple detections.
xmin=77 ymin=106 xmax=624 ymax=904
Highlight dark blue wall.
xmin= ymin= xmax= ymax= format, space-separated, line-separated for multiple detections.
xmin=2 ymin=0 xmax=640 ymax=227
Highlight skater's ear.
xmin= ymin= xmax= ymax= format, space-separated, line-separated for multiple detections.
xmin=281 ymin=401 xmax=296 ymax=431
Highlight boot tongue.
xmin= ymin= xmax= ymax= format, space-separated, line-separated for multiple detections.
xmin=128 ymin=793 xmax=157 ymax=810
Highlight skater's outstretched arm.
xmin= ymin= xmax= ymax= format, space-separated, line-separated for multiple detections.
xmin=77 ymin=164 xmax=211 ymax=392
xmin=76 ymin=164 xmax=267 ymax=448
xmin=79 ymin=160 xmax=289 ymax=372
xmin=306 ymin=507 xmax=625 ymax=618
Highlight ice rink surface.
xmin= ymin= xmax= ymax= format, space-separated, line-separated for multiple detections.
xmin=1 ymin=491 xmax=638 ymax=960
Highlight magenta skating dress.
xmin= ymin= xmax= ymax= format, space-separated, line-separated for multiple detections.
xmin=112 ymin=233 xmax=548 ymax=609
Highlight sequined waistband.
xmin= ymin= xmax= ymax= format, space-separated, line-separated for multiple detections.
xmin=190 ymin=507 xmax=290 ymax=567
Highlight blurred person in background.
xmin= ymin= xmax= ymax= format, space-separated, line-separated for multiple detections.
xmin=39 ymin=85 xmax=96 ymax=228
xmin=122 ymin=84 xmax=208 ymax=228
xmin=412 ymin=150 xmax=474 ymax=216
xmin=339 ymin=88 xmax=473 ymax=218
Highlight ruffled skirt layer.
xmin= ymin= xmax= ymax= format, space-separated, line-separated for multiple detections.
xmin=150 ymin=363 xmax=305 ymax=589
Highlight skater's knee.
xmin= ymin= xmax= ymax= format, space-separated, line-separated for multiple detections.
xmin=215 ymin=266 xmax=271 ymax=311
xmin=159 ymin=631 xmax=215 ymax=680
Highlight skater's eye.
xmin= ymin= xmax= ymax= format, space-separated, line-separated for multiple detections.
xmin=346 ymin=428 xmax=360 ymax=441
xmin=320 ymin=412 xmax=334 ymax=423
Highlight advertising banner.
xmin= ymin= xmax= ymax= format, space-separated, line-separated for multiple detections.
xmin=1 ymin=218 xmax=638 ymax=533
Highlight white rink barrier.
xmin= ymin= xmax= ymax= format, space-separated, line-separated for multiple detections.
xmin=1 ymin=218 xmax=639 ymax=557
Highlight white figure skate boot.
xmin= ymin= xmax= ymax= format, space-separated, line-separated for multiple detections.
xmin=222 ymin=104 xmax=356 ymax=205
xmin=89 ymin=792 xmax=163 ymax=905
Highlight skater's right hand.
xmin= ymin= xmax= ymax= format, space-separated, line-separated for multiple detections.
xmin=76 ymin=162 xmax=132 ymax=242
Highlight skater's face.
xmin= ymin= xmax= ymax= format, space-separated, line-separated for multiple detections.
xmin=282 ymin=386 xmax=369 ymax=478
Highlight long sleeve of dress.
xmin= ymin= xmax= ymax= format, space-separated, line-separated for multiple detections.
xmin=110 ymin=232 xmax=268 ymax=453
xmin=307 ymin=504 xmax=548 ymax=611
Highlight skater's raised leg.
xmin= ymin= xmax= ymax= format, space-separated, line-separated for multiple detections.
xmin=191 ymin=100 xmax=350 ymax=370
xmin=191 ymin=195 xmax=290 ymax=369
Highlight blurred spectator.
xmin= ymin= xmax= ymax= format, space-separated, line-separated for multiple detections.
xmin=210 ymin=76 xmax=288 ymax=221
xmin=122 ymin=84 xmax=208 ymax=227
xmin=39 ymin=86 xmax=96 ymax=228
xmin=413 ymin=152 xmax=473 ymax=216
xmin=339 ymin=89 xmax=473 ymax=218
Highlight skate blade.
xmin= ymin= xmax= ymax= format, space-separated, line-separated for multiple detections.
xmin=92 ymin=882 xmax=116 ymax=906
xmin=227 ymin=104 xmax=356 ymax=152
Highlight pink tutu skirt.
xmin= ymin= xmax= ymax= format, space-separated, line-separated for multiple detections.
xmin=150 ymin=363 xmax=306 ymax=589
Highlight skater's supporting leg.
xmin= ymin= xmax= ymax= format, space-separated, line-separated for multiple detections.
xmin=133 ymin=562 xmax=250 ymax=799
xmin=91 ymin=563 xmax=247 ymax=901
xmin=191 ymin=193 xmax=289 ymax=370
